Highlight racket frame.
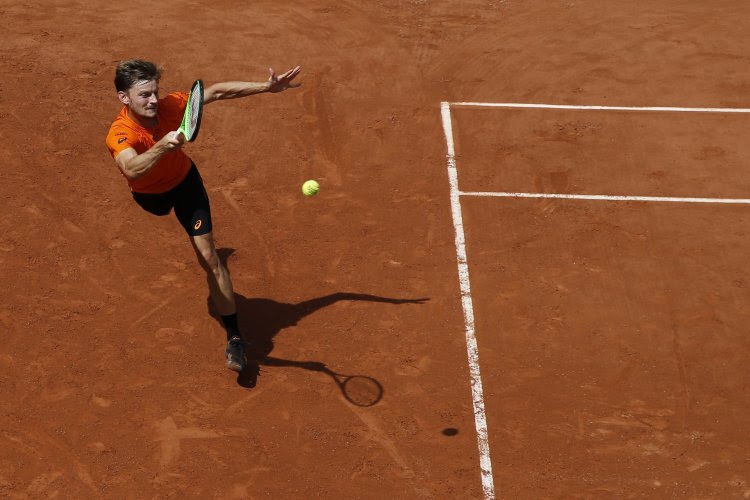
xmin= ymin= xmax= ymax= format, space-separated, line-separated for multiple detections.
xmin=178 ymin=79 xmax=204 ymax=142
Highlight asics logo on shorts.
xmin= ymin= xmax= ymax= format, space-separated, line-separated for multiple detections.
xmin=194 ymin=220 xmax=202 ymax=230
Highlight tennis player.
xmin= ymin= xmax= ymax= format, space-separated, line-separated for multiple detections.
xmin=105 ymin=59 xmax=301 ymax=373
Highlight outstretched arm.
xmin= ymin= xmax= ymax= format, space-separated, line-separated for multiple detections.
xmin=203 ymin=66 xmax=301 ymax=105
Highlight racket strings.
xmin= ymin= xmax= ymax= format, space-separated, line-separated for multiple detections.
xmin=189 ymin=93 xmax=200 ymax=129
xmin=183 ymin=81 xmax=203 ymax=141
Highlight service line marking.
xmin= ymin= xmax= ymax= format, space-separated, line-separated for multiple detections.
xmin=460 ymin=191 xmax=750 ymax=204
xmin=441 ymin=102 xmax=496 ymax=500
xmin=451 ymin=102 xmax=750 ymax=113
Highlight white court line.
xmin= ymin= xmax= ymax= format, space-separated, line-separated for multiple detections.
xmin=441 ymin=99 xmax=750 ymax=498
xmin=441 ymin=102 xmax=496 ymax=500
xmin=460 ymin=191 xmax=750 ymax=204
xmin=451 ymin=102 xmax=750 ymax=113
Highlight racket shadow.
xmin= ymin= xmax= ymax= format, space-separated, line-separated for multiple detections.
xmin=207 ymin=248 xmax=429 ymax=395
xmin=260 ymin=357 xmax=384 ymax=407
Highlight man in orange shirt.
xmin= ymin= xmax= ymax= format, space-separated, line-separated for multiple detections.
xmin=106 ymin=59 xmax=301 ymax=373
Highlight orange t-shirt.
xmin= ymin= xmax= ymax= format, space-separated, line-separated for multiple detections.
xmin=105 ymin=92 xmax=193 ymax=194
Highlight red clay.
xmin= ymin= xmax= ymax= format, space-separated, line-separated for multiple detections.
xmin=2 ymin=0 xmax=750 ymax=497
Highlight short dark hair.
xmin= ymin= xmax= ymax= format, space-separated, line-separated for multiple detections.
xmin=114 ymin=59 xmax=162 ymax=92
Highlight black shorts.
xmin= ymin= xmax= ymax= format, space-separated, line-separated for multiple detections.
xmin=132 ymin=164 xmax=213 ymax=237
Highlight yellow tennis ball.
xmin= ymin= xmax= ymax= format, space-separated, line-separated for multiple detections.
xmin=302 ymin=179 xmax=320 ymax=196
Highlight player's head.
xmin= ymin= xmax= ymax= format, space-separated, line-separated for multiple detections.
xmin=115 ymin=59 xmax=162 ymax=120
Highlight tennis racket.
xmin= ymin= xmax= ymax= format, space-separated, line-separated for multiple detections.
xmin=177 ymin=79 xmax=204 ymax=142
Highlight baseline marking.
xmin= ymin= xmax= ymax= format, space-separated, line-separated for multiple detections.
xmin=460 ymin=191 xmax=750 ymax=204
xmin=451 ymin=102 xmax=750 ymax=113
xmin=441 ymin=101 xmax=496 ymax=500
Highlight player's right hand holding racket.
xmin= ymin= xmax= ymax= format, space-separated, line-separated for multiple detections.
xmin=160 ymin=130 xmax=186 ymax=152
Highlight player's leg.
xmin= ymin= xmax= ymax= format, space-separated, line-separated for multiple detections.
xmin=174 ymin=165 xmax=245 ymax=372
xmin=190 ymin=231 xmax=236 ymax=316
xmin=190 ymin=233 xmax=245 ymax=373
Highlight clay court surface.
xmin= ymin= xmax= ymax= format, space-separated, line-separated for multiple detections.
xmin=3 ymin=0 xmax=750 ymax=497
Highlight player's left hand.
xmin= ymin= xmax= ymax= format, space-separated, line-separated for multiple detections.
xmin=268 ymin=66 xmax=301 ymax=93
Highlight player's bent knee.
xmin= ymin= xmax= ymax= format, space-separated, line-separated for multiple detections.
xmin=191 ymin=234 xmax=219 ymax=270
xmin=199 ymin=248 xmax=219 ymax=270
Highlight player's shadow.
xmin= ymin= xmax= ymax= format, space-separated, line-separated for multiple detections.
xmin=208 ymin=249 xmax=428 ymax=390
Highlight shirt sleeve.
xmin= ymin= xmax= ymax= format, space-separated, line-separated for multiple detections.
xmin=161 ymin=92 xmax=190 ymax=128
xmin=167 ymin=91 xmax=189 ymax=109
xmin=105 ymin=123 xmax=138 ymax=158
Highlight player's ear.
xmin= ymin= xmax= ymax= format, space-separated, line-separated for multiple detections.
xmin=117 ymin=90 xmax=130 ymax=106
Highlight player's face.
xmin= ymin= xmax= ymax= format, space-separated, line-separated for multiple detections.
xmin=119 ymin=80 xmax=159 ymax=120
